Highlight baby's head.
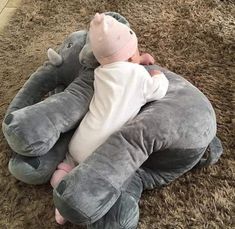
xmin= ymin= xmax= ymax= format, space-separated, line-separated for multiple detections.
xmin=89 ymin=13 xmax=139 ymax=66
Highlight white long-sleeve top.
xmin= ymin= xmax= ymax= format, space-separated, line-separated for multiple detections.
xmin=69 ymin=61 xmax=169 ymax=163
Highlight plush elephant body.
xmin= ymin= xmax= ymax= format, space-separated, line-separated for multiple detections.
xmin=2 ymin=12 xmax=222 ymax=228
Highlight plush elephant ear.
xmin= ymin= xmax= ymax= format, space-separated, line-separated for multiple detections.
xmin=47 ymin=48 xmax=63 ymax=66
xmin=105 ymin=11 xmax=130 ymax=27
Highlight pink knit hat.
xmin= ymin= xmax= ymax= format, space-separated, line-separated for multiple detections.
xmin=89 ymin=13 xmax=138 ymax=65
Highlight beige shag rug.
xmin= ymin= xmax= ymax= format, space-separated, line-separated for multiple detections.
xmin=0 ymin=0 xmax=234 ymax=228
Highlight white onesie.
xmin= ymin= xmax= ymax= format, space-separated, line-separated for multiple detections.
xmin=68 ymin=61 xmax=169 ymax=163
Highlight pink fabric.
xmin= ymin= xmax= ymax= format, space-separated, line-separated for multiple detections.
xmin=89 ymin=13 xmax=138 ymax=65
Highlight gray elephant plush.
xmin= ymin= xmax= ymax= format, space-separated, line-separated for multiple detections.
xmin=2 ymin=12 xmax=223 ymax=229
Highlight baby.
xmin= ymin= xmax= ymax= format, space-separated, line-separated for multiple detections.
xmin=50 ymin=13 xmax=169 ymax=224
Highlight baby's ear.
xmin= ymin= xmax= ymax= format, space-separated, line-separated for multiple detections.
xmin=47 ymin=48 xmax=63 ymax=66
xmin=128 ymin=56 xmax=133 ymax=62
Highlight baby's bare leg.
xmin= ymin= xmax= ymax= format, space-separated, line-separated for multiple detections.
xmin=50 ymin=153 xmax=76 ymax=188
xmin=50 ymin=153 xmax=76 ymax=225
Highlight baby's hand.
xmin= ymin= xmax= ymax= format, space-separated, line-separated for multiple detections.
xmin=148 ymin=69 xmax=162 ymax=77
xmin=140 ymin=53 xmax=155 ymax=65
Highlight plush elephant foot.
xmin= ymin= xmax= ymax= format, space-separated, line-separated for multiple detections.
xmin=53 ymin=180 xmax=91 ymax=224
xmin=87 ymin=173 xmax=143 ymax=229
xmin=53 ymin=183 xmax=139 ymax=229
xmin=53 ymin=165 xmax=143 ymax=227
xmin=8 ymin=132 xmax=74 ymax=184
xmin=8 ymin=153 xmax=44 ymax=184
xmin=87 ymin=192 xmax=139 ymax=229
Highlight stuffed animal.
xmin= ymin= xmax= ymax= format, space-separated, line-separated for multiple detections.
xmin=2 ymin=12 xmax=223 ymax=229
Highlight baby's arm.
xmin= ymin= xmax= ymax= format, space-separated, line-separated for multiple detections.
xmin=143 ymin=70 xmax=169 ymax=102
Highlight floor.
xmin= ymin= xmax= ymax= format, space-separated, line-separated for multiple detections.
xmin=0 ymin=0 xmax=21 ymax=33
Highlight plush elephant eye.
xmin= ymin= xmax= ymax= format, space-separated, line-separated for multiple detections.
xmin=129 ymin=30 xmax=133 ymax=35
xmin=67 ymin=43 xmax=73 ymax=48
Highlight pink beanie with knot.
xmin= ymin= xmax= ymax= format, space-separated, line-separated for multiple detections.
xmin=89 ymin=13 xmax=138 ymax=65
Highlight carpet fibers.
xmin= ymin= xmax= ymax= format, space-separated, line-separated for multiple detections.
xmin=0 ymin=0 xmax=234 ymax=228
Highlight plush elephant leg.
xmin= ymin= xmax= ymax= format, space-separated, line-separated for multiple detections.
xmin=8 ymin=131 xmax=74 ymax=185
xmin=87 ymin=146 xmax=208 ymax=229
xmin=53 ymin=170 xmax=143 ymax=227
xmin=194 ymin=136 xmax=223 ymax=169
xmin=53 ymin=145 xmax=208 ymax=227
xmin=138 ymin=147 xmax=207 ymax=190
xmin=87 ymin=173 xmax=143 ymax=229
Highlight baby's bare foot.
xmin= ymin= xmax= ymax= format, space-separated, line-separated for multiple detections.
xmin=55 ymin=208 xmax=67 ymax=225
